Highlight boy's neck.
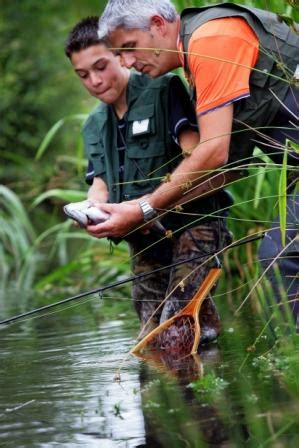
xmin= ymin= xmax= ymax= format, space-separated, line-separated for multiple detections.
xmin=113 ymin=69 xmax=130 ymax=119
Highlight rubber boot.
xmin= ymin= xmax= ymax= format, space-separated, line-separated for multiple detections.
xmin=199 ymin=296 xmax=221 ymax=344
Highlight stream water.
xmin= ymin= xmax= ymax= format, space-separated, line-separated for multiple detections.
xmin=0 ymin=289 xmax=298 ymax=447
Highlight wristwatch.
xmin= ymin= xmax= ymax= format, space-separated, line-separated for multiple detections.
xmin=138 ymin=200 xmax=158 ymax=222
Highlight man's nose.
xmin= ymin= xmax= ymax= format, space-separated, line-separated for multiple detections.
xmin=121 ymin=52 xmax=136 ymax=68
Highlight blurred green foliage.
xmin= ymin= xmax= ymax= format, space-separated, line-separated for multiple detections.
xmin=0 ymin=0 xmax=105 ymax=192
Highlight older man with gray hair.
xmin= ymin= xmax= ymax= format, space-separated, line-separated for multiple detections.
xmin=91 ymin=0 xmax=299 ymax=327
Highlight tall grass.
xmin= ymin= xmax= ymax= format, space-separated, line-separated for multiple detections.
xmin=0 ymin=184 xmax=130 ymax=294
xmin=0 ymin=185 xmax=37 ymax=292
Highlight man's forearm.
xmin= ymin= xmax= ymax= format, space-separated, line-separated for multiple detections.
xmin=174 ymin=169 xmax=242 ymax=207
xmin=147 ymin=104 xmax=233 ymax=210
xmin=147 ymin=144 xmax=228 ymax=210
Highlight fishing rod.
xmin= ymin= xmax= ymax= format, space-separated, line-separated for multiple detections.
xmin=0 ymin=233 xmax=264 ymax=326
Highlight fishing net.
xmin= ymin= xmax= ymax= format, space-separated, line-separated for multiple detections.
xmin=148 ymin=316 xmax=196 ymax=356
xmin=131 ymin=268 xmax=221 ymax=359
xmin=134 ymin=349 xmax=203 ymax=380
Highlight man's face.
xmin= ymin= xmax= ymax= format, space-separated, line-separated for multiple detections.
xmin=108 ymin=26 xmax=170 ymax=78
xmin=71 ymin=44 xmax=126 ymax=104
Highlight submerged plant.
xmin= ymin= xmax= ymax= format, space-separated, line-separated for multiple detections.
xmin=189 ymin=372 xmax=228 ymax=395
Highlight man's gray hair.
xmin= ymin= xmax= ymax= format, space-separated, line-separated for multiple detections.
xmin=98 ymin=0 xmax=177 ymax=38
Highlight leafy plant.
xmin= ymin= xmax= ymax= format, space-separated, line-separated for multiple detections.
xmin=0 ymin=185 xmax=37 ymax=291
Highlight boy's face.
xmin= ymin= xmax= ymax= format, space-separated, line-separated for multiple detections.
xmin=71 ymin=44 xmax=126 ymax=104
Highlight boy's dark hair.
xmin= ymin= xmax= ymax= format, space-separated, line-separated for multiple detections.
xmin=65 ymin=16 xmax=105 ymax=58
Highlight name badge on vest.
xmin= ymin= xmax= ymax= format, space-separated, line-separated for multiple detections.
xmin=132 ymin=119 xmax=150 ymax=135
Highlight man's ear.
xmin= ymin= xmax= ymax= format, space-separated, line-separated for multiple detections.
xmin=150 ymin=15 xmax=167 ymax=36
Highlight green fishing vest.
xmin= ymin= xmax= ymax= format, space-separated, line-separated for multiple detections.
xmin=82 ymin=72 xmax=229 ymax=230
xmin=180 ymin=3 xmax=299 ymax=166
xmin=83 ymin=72 xmax=178 ymax=203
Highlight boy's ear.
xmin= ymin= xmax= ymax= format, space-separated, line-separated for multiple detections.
xmin=118 ymin=53 xmax=126 ymax=67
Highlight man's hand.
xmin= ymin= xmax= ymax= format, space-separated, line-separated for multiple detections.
xmin=86 ymin=201 xmax=144 ymax=238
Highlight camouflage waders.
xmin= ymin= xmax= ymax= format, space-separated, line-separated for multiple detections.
xmin=129 ymin=219 xmax=232 ymax=343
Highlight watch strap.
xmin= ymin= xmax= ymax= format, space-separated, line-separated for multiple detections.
xmin=139 ymin=200 xmax=158 ymax=222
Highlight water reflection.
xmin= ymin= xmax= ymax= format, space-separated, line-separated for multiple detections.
xmin=134 ymin=348 xmax=230 ymax=447
xmin=0 ymin=295 xmax=298 ymax=447
xmin=0 ymin=308 xmax=146 ymax=447
xmin=133 ymin=351 xmax=203 ymax=381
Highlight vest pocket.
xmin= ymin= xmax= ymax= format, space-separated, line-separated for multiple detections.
xmin=127 ymin=104 xmax=155 ymax=136
xmin=87 ymin=153 xmax=106 ymax=181
xmin=84 ymin=128 xmax=106 ymax=178
xmin=125 ymin=141 xmax=167 ymax=195
xmin=126 ymin=141 xmax=166 ymax=159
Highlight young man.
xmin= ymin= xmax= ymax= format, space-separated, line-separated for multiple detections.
xmin=96 ymin=1 xmax=298 ymax=324
xmin=65 ymin=16 xmax=233 ymax=341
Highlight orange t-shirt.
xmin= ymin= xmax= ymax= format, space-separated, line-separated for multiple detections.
xmin=181 ymin=17 xmax=259 ymax=116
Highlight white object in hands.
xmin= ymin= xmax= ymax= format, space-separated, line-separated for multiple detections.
xmin=63 ymin=200 xmax=110 ymax=227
